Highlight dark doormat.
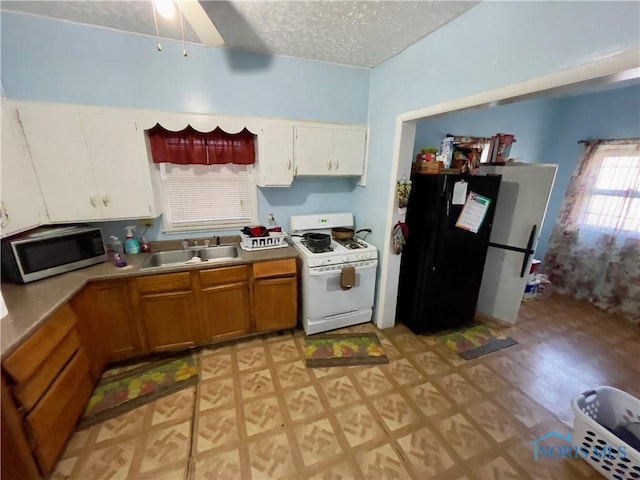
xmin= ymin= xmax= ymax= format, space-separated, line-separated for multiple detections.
xmin=304 ymin=333 xmax=389 ymax=368
xmin=77 ymin=353 xmax=198 ymax=430
xmin=438 ymin=325 xmax=517 ymax=360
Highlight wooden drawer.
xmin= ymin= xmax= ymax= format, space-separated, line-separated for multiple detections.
xmin=136 ymin=272 xmax=191 ymax=294
xmin=199 ymin=266 xmax=248 ymax=286
xmin=13 ymin=328 xmax=81 ymax=413
xmin=252 ymin=259 xmax=296 ymax=279
xmin=26 ymin=348 xmax=92 ymax=474
xmin=3 ymin=304 xmax=77 ymax=386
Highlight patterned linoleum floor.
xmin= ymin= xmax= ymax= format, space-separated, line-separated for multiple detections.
xmin=51 ymin=293 xmax=640 ymax=480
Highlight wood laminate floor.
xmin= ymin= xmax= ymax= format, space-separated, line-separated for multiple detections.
xmin=51 ymin=293 xmax=640 ymax=479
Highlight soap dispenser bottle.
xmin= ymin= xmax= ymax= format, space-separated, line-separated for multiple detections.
xmin=124 ymin=226 xmax=141 ymax=254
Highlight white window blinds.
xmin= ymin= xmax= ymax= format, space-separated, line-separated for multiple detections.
xmin=159 ymin=163 xmax=258 ymax=232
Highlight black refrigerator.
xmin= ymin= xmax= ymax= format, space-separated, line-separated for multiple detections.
xmin=397 ymin=173 xmax=501 ymax=334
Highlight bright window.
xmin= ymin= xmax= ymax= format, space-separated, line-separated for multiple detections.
xmin=578 ymin=144 xmax=640 ymax=233
xmin=159 ymin=163 xmax=258 ymax=233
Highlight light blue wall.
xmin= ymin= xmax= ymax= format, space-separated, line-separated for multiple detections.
xmin=411 ymin=84 xmax=640 ymax=261
xmin=0 ymin=11 xmax=369 ymax=239
xmin=537 ymin=84 xmax=640 ymax=258
xmin=356 ymin=1 xmax=640 ymax=254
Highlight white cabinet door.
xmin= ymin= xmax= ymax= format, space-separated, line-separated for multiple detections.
xmin=0 ymin=104 xmax=46 ymax=237
xmin=80 ymin=112 xmax=156 ymax=219
xmin=294 ymin=126 xmax=334 ymax=175
xmin=17 ymin=105 xmax=102 ymax=221
xmin=333 ymin=128 xmax=366 ymax=176
xmin=294 ymin=125 xmax=366 ymax=177
xmin=256 ymin=123 xmax=294 ymax=186
xmin=16 ymin=102 xmax=157 ymax=223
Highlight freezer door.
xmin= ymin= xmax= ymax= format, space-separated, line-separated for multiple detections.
xmin=477 ymin=164 xmax=557 ymax=324
xmin=398 ymin=174 xmax=502 ymax=333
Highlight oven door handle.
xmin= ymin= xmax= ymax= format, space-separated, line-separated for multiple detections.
xmin=308 ymin=263 xmax=378 ymax=277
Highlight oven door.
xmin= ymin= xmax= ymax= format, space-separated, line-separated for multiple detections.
xmin=303 ymin=261 xmax=377 ymax=319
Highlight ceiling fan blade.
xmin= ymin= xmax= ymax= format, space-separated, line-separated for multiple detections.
xmin=177 ymin=0 xmax=224 ymax=47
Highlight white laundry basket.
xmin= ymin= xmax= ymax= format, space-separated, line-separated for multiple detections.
xmin=571 ymin=386 xmax=640 ymax=480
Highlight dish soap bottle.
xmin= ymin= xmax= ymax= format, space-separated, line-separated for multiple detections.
xmin=140 ymin=235 xmax=151 ymax=253
xmin=124 ymin=226 xmax=141 ymax=255
xmin=109 ymin=236 xmax=127 ymax=267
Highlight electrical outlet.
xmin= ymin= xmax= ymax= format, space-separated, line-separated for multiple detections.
xmin=139 ymin=219 xmax=154 ymax=228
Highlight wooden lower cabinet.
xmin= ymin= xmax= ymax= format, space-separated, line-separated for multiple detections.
xmin=26 ymin=349 xmax=92 ymax=473
xmin=138 ymin=291 xmax=200 ymax=352
xmin=198 ymin=266 xmax=251 ymax=342
xmin=1 ymin=304 xmax=92 ymax=478
xmin=1 ymin=375 xmax=42 ymax=479
xmin=71 ymin=279 xmax=143 ymax=369
xmin=253 ymin=259 xmax=298 ymax=332
xmin=133 ymin=272 xmax=200 ymax=352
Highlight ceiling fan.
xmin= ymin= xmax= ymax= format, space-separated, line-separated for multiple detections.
xmin=153 ymin=0 xmax=224 ymax=49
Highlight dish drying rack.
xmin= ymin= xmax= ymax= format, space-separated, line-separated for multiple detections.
xmin=240 ymin=231 xmax=289 ymax=251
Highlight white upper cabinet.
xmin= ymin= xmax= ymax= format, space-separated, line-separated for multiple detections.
xmin=0 ymin=102 xmax=46 ymax=237
xmin=16 ymin=102 xmax=157 ymax=222
xmin=332 ymin=128 xmax=368 ymax=176
xmin=80 ymin=112 xmax=156 ymax=219
xmin=256 ymin=123 xmax=294 ymax=187
xmin=294 ymin=125 xmax=367 ymax=176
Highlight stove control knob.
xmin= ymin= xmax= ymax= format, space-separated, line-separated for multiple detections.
xmin=357 ymin=254 xmax=363 ymax=260
xmin=342 ymin=256 xmax=348 ymax=262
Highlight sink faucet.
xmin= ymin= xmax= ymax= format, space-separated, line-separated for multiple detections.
xmin=204 ymin=239 xmax=211 ymax=248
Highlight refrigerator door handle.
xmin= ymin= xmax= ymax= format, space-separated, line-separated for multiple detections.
xmin=488 ymin=224 xmax=537 ymax=278
xmin=520 ymin=224 xmax=537 ymax=278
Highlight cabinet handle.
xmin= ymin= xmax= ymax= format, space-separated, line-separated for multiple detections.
xmin=102 ymin=193 xmax=110 ymax=207
xmin=0 ymin=202 xmax=9 ymax=228
xmin=334 ymin=159 xmax=339 ymax=170
xmin=327 ymin=159 xmax=332 ymax=171
xmin=294 ymin=165 xmax=298 ymax=175
xmin=287 ymin=159 xmax=291 ymax=170
xmin=90 ymin=195 xmax=97 ymax=207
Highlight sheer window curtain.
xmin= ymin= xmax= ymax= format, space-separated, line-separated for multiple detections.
xmin=543 ymin=139 xmax=640 ymax=323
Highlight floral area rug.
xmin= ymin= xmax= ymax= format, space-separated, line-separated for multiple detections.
xmin=304 ymin=333 xmax=389 ymax=368
xmin=77 ymin=353 xmax=198 ymax=429
xmin=439 ymin=324 xmax=517 ymax=360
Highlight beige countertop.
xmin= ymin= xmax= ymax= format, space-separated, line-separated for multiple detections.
xmin=1 ymin=244 xmax=299 ymax=359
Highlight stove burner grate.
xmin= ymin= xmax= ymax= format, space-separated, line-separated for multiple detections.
xmin=301 ymin=240 xmax=334 ymax=254
xmin=334 ymin=238 xmax=367 ymax=250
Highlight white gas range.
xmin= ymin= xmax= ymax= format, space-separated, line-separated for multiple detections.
xmin=290 ymin=213 xmax=378 ymax=335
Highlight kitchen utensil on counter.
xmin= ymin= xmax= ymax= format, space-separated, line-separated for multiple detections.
xmin=331 ymin=227 xmax=372 ymax=241
xmin=242 ymin=226 xmax=269 ymax=237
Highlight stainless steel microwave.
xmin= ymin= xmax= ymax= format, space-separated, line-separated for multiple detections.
xmin=1 ymin=226 xmax=107 ymax=284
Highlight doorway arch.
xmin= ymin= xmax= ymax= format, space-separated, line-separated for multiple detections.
xmin=375 ymin=49 xmax=640 ymax=329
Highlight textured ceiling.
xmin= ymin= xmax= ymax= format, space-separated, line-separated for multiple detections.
xmin=200 ymin=1 xmax=479 ymax=67
xmin=1 ymin=1 xmax=479 ymax=68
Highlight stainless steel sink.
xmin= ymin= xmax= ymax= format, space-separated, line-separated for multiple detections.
xmin=139 ymin=246 xmax=240 ymax=270
xmin=196 ymin=246 xmax=238 ymax=261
